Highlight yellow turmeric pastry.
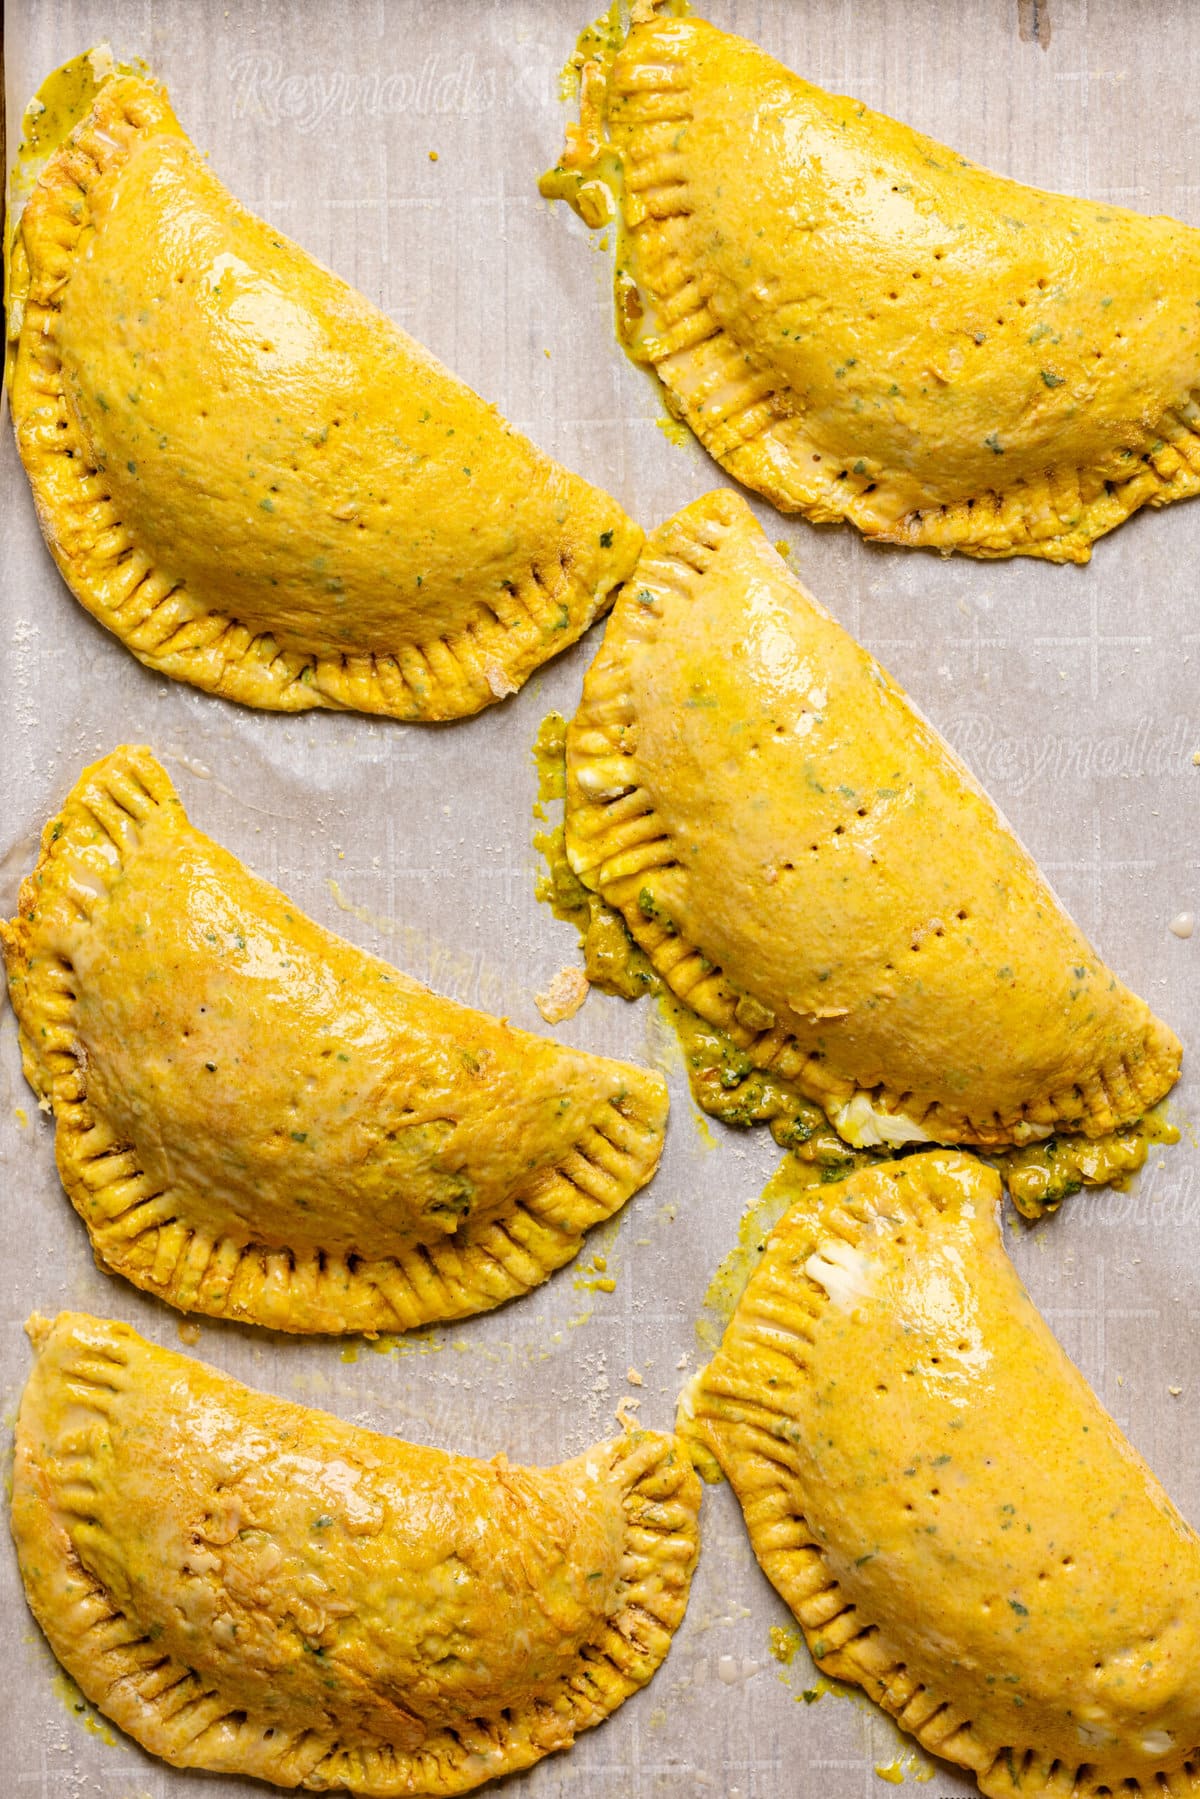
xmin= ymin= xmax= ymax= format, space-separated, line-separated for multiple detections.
xmin=1 ymin=747 xmax=668 ymax=1333
xmin=565 ymin=491 xmax=1180 ymax=1150
xmin=688 ymin=1151 xmax=1200 ymax=1796
xmin=7 ymin=54 xmax=641 ymax=718
xmin=546 ymin=10 xmax=1200 ymax=562
xmin=14 ymin=1312 xmax=701 ymax=1794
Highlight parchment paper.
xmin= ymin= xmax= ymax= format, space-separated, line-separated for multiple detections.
xmin=1 ymin=3 xmax=1198 ymax=1794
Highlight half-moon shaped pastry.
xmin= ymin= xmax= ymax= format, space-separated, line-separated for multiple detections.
xmin=7 ymin=56 xmax=642 ymax=717
xmin=688 ymin=1151 xmax=1200 ymax=1795
xmin=547 ymin=10 xmax=1200 ymax=562
xmin=565 ymin=491 xmax=1180 ymax=1150
xmin=15 ymin=1312 xmax=701 ymax=1794
xmin=2 ymin=747 xmax=668 ymax=1333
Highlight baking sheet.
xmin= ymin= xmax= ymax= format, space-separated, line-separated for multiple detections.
xmin=2 ymin=2 xmax=1198 ymax=1793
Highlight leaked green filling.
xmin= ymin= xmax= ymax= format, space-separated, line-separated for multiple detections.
xmin=533 ymin=712 xmax=1176 ymax=1219
xmin=5 ymin=48 xmax=147 ymax=387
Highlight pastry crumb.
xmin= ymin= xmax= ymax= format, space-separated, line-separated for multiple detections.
xmin=615 ymin=1395 xmax=642 ymax=1429
xmin=1169 ymin=911 xmax=1194 ymax=939
xmin=484 ymin=660 xmax=519 ymax=700
xmin=627 ymin=1365 xmax=644 ymax=1387
xmin=428 ymin=150 xmax=439 ymax=161
xmin=177 ymin=1320 xmax=201 ymax=1346
xmin=1169 ymin=1386 xmax=1183 ymax=1397
xmin=534 ymin=965 xmax=589 ymax=1023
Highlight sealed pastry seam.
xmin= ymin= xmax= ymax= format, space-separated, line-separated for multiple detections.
xmin=565 ymin=491 xmax=1179 ymax=1149
xmin=10 ymin=68 xmax=641 ymax=717
xmin=2 ymin=747 xmax=668 ymax=1332
xmin=14 ymin=1313 xmax=701 ymax=1794
xmin=552 ymin=12 xmax=1200 ymax=563
xmin=690 ymin=1153 xmax=1200 ymax=1796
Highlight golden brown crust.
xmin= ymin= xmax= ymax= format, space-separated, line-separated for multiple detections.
xmin=691 ymin=1153 xmax=1200 ymax=1795
xmin=557 ymin=13 xmax=1200 ymax=563
xmin=10 ymin=71 xmax=641 ymax=717
xmin=565 ymin=491 xmax=1180 ymax=1149
xmin=2 ymin=748 xmax=668 ymax=1332
xmin=14 ymin=1313 xmax=701 ymax=1794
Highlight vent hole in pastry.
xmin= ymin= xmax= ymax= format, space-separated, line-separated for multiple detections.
xmin=888 ymin=291 xmax=898 ymax=301
xmin=1017 ymin=297 xmax=1027 ymax=308
xmin=812 ymin=453 xmax=822 ymax=463
xmin=875 ymin=1383 xmax=887 ymax=1395
xmin=956 ymin=908 xmax=968 ymax=921
xmin=834 ymin=825 xmax=844 ymax=836
xmin=911 ymin=270 xmax=921 ymax=280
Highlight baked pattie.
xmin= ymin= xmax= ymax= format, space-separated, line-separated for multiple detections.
xmin=2 ymin=747 xmax=668 ymax=1332
xmin=547 ymin=10 xmax=1200 ymax=562
xmin=8 ymin=54 xmax=641 ymax=716
xmin=565 ymin=491 xmax=1179 ymax=1150
xmin=14 ymin=1312 xmax=701 ymax=1794
xmin=688 ymin=1151 xmax=1200 ymax=1795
